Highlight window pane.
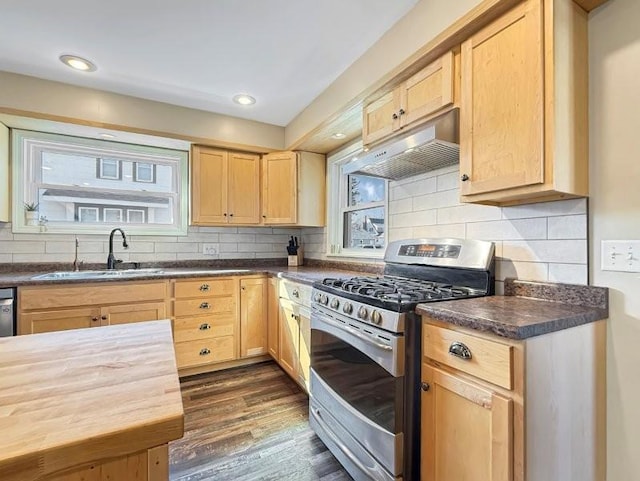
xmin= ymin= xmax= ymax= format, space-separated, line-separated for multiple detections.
xmin=104 ymin=208 xmax=123 ymax=223
xmin=127 ymin=209 xmax=145 ymax=223
xmin=347 ymin=175 xmax=385 ymax=207
xmin=343 ymin=206 xmax=385 ymax=249
xmin=78 ymin=207 xmax=99 ymax=223
xmin=135 ymin=163 xmax=154 ymax=183
xmin=100 ymin=159 xmax=120 ymax=179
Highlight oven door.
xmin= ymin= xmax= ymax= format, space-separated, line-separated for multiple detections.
xmin=310 ymin=305 xmax=404 ymax=479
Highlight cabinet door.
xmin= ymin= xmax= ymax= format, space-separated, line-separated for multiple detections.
xmin=297 ymin=307 xmax=310 ymax=392
xmin=228 ymin=152 xmax=261 ymax=224
xmin=20 ymin=307 xmax=101 ymax=334
xmin=421 ymin=364 xmax=513 ymax=481
xmin=191 ymin=147 xmax=229 ymax=224
xmin=362 ymin=90 xmax=400 ymax=145
xmin=101 ymin=301 xmax=167 ymax=326
xmin=240 ymin=277 xmax=268 ymax=357
xmin=262 ymin=151 xmax=297 ymax=224
xmin=460 ymin=0 xmax=543 ymax=196
xmin=400 ymin=51 xmax=454 ymax=128
xmin=278 ymin=298 xmax=299 ymax=379
xmin=267 ymin=277 xmax=280 ymax=359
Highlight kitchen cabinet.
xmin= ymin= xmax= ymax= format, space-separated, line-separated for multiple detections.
xmin=459 ymin=0 xmax=588 ymax=205
xmin=267 ymin=276 xmax=280 ymax=359
xmin=278 ymin=297 xmax=299 ymax=380
xmin=362 ymin=51 xmax=455 ymax=146
xmin=191 ymin=146 xmax=261 ymax=225
xmin=172 ymin=277 xmax=239 ymax=370
xmin=0 ymin=122 xmax=9 ymax=223
xmin=18 ymin=281 xmax=168 ymax=334
xmin=261 ymin=151 xmax=326 ymax=226
xmin=240 ymin=276 xmax=268 ymax=358
xmin=421 ymin=319 xmax=606 ymax=481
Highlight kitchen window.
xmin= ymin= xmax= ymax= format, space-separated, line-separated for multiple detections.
xmin=327 ymin=142 xmax=388 ymax=257
xmin=12 ymin=129 xmax=188 ymax=235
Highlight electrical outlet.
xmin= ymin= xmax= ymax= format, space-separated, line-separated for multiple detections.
xmin=202 ymin=243 xmax=219 ymax=256
xmin=601 ymin=240 xmax=640 ymax=272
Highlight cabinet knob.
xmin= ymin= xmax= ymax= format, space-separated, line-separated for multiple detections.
xmin=199 ymin=348 xmax=211 ymax=356
xmin=262 ymin=215 xmax=266 ymax=218
xmin=199 ymin=323 xmax=211 ymax=331
xmin=421 ymin=382 xmax=430 ymax=392
xmin=449 ymin=341 xmax=472 ymax=360
xmin=461 ymin=174 xmax=470 ymax=182
xmin=199 ymin=302 xmax=211 ymax=309
xmin=229 ymin=213 xmax=233 ymax=217
xmin=100 ymin=315 xmax=108 ymax=321
xmin=292 ymin=289 xmax=299 ymax=298
xmin=392 ymin=112 xmax=399 ymax=120
xmin=223 ymin=213 xmax=227 ymax=217
xmin=91 ymin=316 xmax=99 ymax=322
xmin=398 ymin=108 xmax=405 ymax=116
xmin=199 ymin=284 xmax=210 ymax=292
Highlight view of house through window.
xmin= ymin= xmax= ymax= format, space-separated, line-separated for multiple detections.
xmin=343 ymin=174 xmax=386 ymax=249
xmin=12 ymin=130 xmax=188 ymax=235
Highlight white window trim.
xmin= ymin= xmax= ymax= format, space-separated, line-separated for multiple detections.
xmin=326 ymin=140 xmax=388 ymax=259
xmin=78 ymin=206 xmax=99 ymax=223
xmin=98 ymin=158 xmax=121 ymax=180
xmin=103 ymin=207 xmax=123 ymax=223
xmin=127 ymin=209 xmax=146 ymax=223
xmin=134 ymin=162 xmax=155 ymax=183
xmin=11 ymin=129 xmax=189 ymax=236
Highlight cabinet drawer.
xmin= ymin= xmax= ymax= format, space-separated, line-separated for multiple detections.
xmin=174 ymin=296 xmax=235 ymax=317
xmin=174 ymin=278 xmax=236 ymax=298
xmin=175 ymin=337 xmax=235 ymax=368
xmin=423 ymin=324 xmax=513 ymax=390
xmin=174 ymin=315 xmax=236 ymax=343
xmin=279 ymin=280 xmax=312 ymax=306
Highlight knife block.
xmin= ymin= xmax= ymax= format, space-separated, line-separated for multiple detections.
xmin=288 ymin=247 xmax=304 ymax=267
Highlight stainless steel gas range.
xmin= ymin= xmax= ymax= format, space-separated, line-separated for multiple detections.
xmin=309 ymin=238 xmax=495 ymax=481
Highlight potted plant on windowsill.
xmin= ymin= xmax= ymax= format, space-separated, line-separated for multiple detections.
xmin=24 ymin=202 xmax=39 ymax=226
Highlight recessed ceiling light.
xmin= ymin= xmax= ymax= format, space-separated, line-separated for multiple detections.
xmin=59 ymin=54 xmax=97 ymax=72
xmin=331 ymin=133 xmax=346 ymax=139
xmin=232 ymin=94 xmax=256 ymax=105
xmin=99 ymin=133 xmax=115 ymax=139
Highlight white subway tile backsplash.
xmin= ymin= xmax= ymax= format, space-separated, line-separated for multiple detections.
xmin=218 ymin=243 xmax=238 ymax=253
xmin=219 ymin=252 xmax=256 ymax=260
xmin=238 ymin=243 xmax=272 ymax=253
xmin=413 ymin=189 xmax=460 ymax=211
xmin=496 ymin=259 xmax=548 ymax=282
xmin=0 ymin=241 xmax=45 ymax=254
xmin=437 ymin=172 xmax=460 ymax=191
xmin=154 ymin=243 xmax=199 ymax=253
xmin=388 ymin=227 xmax=414 ymax=242
xmin=391 ymin=210 xmax=436 ymax=228
xmin=547 ymin=215 xmax=587 ymax=240
xmin=412 ymin=223 xmax=466 ymax=239
xmin=502 ymin=240 xmax=587 ymax=264
xmin=437 ymin=204 xmax=502 ymax=225
xmin=389 ymin=198 xmax=413 ymax=215
xmin=0 ymin=253 xmax=11 ymax=262
xmin=219 ymin=233 xmax=256 ymax=244
xmin=502 ymin=198 xmax=587 ymax=220
xmin=391 ymin=177 xmax=437 ymax=200
xmin=466 ymin=218 xmax=547 ymax=241
xmin=548 ymin=263 xmax=588 ymax=285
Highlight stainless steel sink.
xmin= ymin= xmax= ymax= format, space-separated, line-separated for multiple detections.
xmin=31 ymin=268 xmax=164 ymax=280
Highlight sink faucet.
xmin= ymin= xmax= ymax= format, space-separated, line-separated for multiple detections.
xmin=107 ymin=228 xmax=129 ymax=270
xmin=73 ymin=237 xmax=81 ymax=271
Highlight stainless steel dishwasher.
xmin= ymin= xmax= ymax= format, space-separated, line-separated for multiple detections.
xmin=0 ymin=287 xmax=16 ymax=337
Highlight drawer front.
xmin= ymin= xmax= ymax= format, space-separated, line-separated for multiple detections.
xmin=174 ymin=314 xmax=236 ymax=343
xmin=175 ymin=337 xmax=236 ymax=368
xmin=279 ymin=280 xmax=312 ymax=306
xmin=174 ymin=296 xmax=236 ymax=317
xmin=174 ymin=278 xmax=236 ymax=298
xmin=423 ymin=324 xmax=513 ymax=390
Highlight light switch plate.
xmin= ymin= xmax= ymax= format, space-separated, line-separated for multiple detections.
xmin=202 ymin=243 xmax=219 ymax=256
xmin=601 ymin=240 xmax=640 ymax=272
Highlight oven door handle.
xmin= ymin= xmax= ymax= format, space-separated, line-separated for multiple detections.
xmin=318 ymin=314 xmax=392 ymax=352
xmin=312 ymin=407 xmax=381 ymax=478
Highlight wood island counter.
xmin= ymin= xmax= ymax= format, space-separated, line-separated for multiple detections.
xmin=0 ymin=320 xmax=184 ymax=481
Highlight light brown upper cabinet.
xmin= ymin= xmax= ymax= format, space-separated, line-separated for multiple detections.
xmin=459 ymin=0 xmax=588 ymax=205
xmin=362 ymin=51 xmax=455 ymax=146
xmin=261 ymin=151 xmax=326 ymax=226
xmin=191 ymin=146 xmax=261 ymax=225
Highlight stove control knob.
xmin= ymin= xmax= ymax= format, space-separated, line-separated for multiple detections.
xmin=313 ymin=293 xmax=322 ymax=303
xmin=342 ymin=303 xmax=353 ymax=315
xmin=371 ymin=310 xmax=383 ymax=325
xmin=330 ymin=298 xmax=340 ymax=309
xmin=357 ymin=306 xmax=369 ymax=320
xmin=320 ymin=294 xmax=329 ymax=305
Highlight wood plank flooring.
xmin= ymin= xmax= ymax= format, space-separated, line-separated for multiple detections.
xmin=169 ymin=361 xmax=353 ymax=481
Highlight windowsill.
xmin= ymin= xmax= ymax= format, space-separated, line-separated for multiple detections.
xmin=326 ymin=249 xmax=385 ymax=261
xmin=11 ymin=223 xmax=188 ymax=236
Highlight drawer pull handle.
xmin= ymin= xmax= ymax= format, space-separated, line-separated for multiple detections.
xmin=199 ymin=348 xmax=211 ymax=356
xmin=199 ymin=284 xmax=210 ymax=292
xmin=292 ymin=289 xmax=299 ymax=298
xmin=199 ymin=323 xmax=211 ymax=330
xmin=449 ymin=341 xmax=472 ymax=360
xmin=199 ymin=302 xmax=211 ymax=309
xmin=91 ymin=316 xmax=99 ymax=322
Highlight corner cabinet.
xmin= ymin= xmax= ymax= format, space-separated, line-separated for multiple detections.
xmin=239 ymin=276 xmax=268 ymax=358
xmin=459 ymin=0 xmax=588 ymax=205
xmin=191 ymin=146 xmax=261 ymax=225
xmin=421 ymin=319 xmax=606 ymax=481
xmin=261 ymin=151 xmax=326 ymax=226
xmin=362 ymin=51 xmax=456 ymax=146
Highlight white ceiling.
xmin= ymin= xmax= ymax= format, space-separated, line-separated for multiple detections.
xmin=0 ymin=0 xmax=419 ymax=127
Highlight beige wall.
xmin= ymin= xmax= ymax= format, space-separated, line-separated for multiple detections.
xmin=0 ymin=71 xmax=284 ymax=152
xmin=590 ymin=0 xmax=640 ymax=479
xmin=284 ymin=0 xmax=483 ymax=147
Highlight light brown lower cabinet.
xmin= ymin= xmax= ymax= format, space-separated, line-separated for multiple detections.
xmin=240 ymin=276 xmax=268 ymax=357
xmin=267 ymin=277 xmax=280 ymax=359
xmin=421 ymin=319 xmax=606 ymax=481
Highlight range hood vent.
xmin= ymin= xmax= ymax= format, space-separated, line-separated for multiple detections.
xmin=343 ymin=109 xmax=459 ymax=180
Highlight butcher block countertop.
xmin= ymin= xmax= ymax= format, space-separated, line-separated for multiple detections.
xmin=0 ymin=320 xmax=184 ymax=481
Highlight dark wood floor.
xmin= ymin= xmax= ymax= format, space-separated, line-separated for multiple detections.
xmin=169 ymin=361 xmax=353 ymax=481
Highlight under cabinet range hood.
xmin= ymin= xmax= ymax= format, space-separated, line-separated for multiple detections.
xmin=343 ymin=109 xmax=459 ymax=180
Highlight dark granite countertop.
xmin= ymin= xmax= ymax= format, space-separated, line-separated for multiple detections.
xmin=416 ymin=279 xmax=609 ymax=340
